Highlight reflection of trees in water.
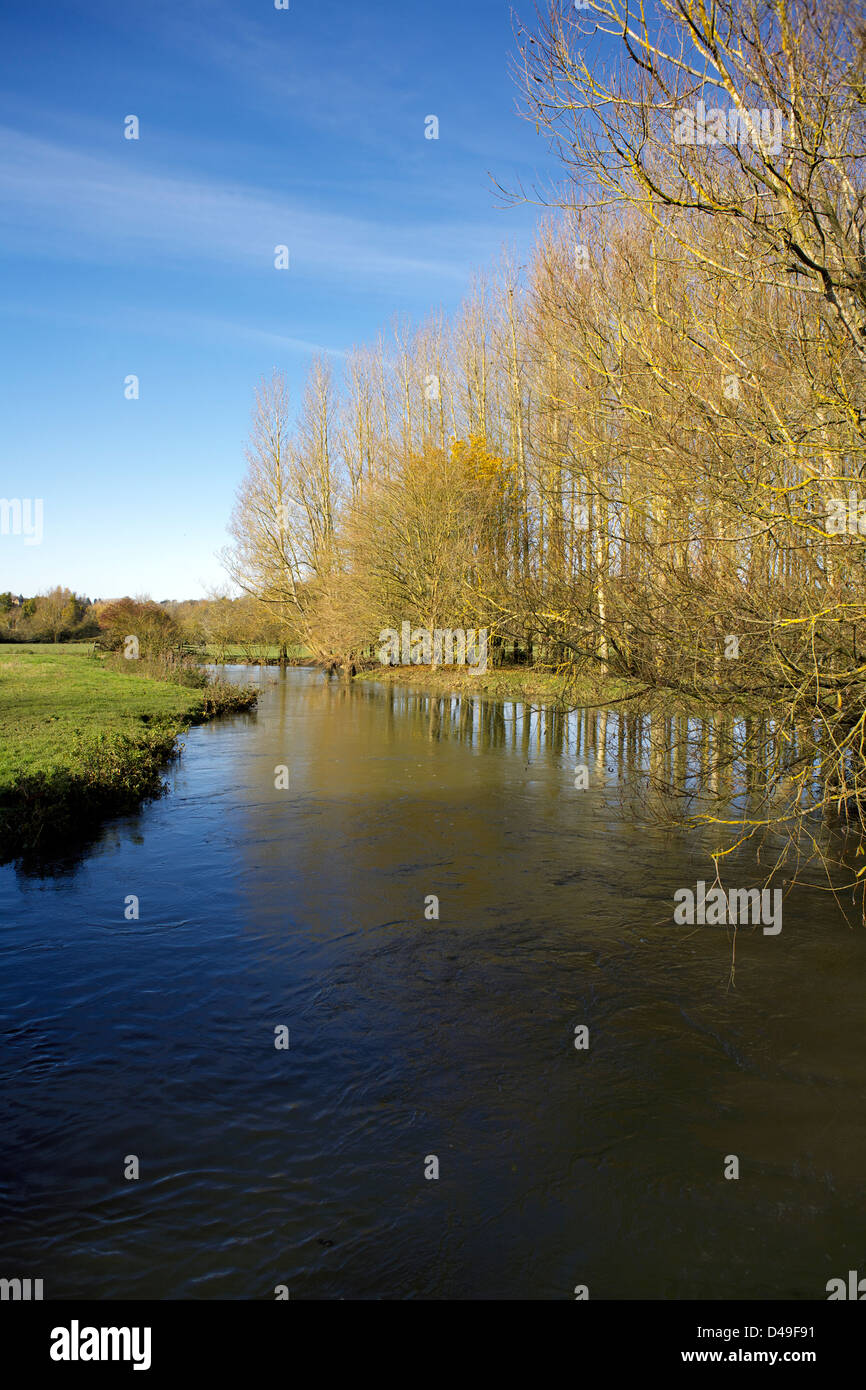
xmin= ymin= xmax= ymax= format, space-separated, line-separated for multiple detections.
xmin=378 ymin=686 xmax=866 ymax=924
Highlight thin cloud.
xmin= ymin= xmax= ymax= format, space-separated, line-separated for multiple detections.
xmin=0 ymin=126 xmax=481 ymax=284
xmin=0 ymin=298 xmax=347 ymax=357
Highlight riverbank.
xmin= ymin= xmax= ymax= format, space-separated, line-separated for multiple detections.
xmin=353 ymin=664 xmax=780 ymax=718
xmin=354 ymin=664 xmax=648 ymax=705
xmin=0 ymin=644 xmax=257 ymax=860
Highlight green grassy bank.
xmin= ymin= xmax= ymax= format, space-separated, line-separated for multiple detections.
xmin=0 ymin=644 xmax=256 ymax=859
xmin=354 ymin=663 xmax=646 ymax=705
xmin=353 ymin=664 xmax=779 ymax=718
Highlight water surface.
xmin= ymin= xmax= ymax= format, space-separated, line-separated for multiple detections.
xmin=1 ymin=667 xmax=864 ymax=1299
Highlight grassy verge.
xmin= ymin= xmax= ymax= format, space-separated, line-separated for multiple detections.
xmin=354 ymin=663 xmax=646 ymax=705
xmin=0 ymin=644 xmax=257 ymax=860
xmin=353 ymin=664 xmax=780 ymax=719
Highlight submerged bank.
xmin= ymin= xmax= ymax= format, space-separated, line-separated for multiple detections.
xmin=353 ymin=664 xmax=783 ymax=721
xmin=0 ymin=644 xmax=257 ymax=861
xmin=355 ymin=664 xmax=649 ymax=705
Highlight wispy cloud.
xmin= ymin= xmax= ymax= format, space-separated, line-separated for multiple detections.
xmin=0 ymin=298 xmax=347 ymax=357
xmin=0 ymin=127 xmax=482 ymax=284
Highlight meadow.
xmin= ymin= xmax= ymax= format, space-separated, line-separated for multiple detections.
xmin=0 ymin=644 xmax=256 ymax=858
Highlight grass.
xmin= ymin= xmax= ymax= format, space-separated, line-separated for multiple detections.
xmin=354 ymin=663 xmax=777 ymax=716
xmin=354 ymin=663 xmax=646 ymax=705
xmin=0 ymin=644 xmax=257 ymax=859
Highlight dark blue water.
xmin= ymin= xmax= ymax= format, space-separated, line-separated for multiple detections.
xmin=1 ymin=667 xmax=865 ymax=1298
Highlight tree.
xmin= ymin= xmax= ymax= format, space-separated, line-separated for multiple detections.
xmin=223 ymin=369 xmax=343 ymax=661
xmin=516 ymin=0 xmax=866 ymax=361
xmin=97 ymin=597 xmax=181 ymax=656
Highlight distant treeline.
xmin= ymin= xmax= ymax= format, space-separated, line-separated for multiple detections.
xmin=0 ymin=589 xmax=99 ymax=642
xmin=0 ymin=589 xmax=285 ymax=657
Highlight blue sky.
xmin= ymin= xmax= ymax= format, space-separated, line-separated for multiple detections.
xmin=0 ymin=0 xmax=555 ymax=599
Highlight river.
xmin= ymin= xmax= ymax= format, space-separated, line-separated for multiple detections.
xmin=1 ymin=666 xmax=864 ymax=1298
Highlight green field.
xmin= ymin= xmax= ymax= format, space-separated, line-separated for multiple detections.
xmin=0 ymin=645 xmax=203 ymax=781
xmin=0 ymin=644 xmax=256 ymax=858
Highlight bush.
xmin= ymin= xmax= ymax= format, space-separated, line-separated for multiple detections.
xmin=96 ymin=598 xmax=182 ymax=658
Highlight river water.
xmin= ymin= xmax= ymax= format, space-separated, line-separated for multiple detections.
xmin=1 ymin=666 xmax=864 ymax=1299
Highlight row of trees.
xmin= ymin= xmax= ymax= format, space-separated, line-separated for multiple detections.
xmin=0 ymin=589 xmax=286 ymax=659
xmin=0 ymin=588 xmax=99 ymax=642
xmin=224 ymin=0 xmax=866 ymax=883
